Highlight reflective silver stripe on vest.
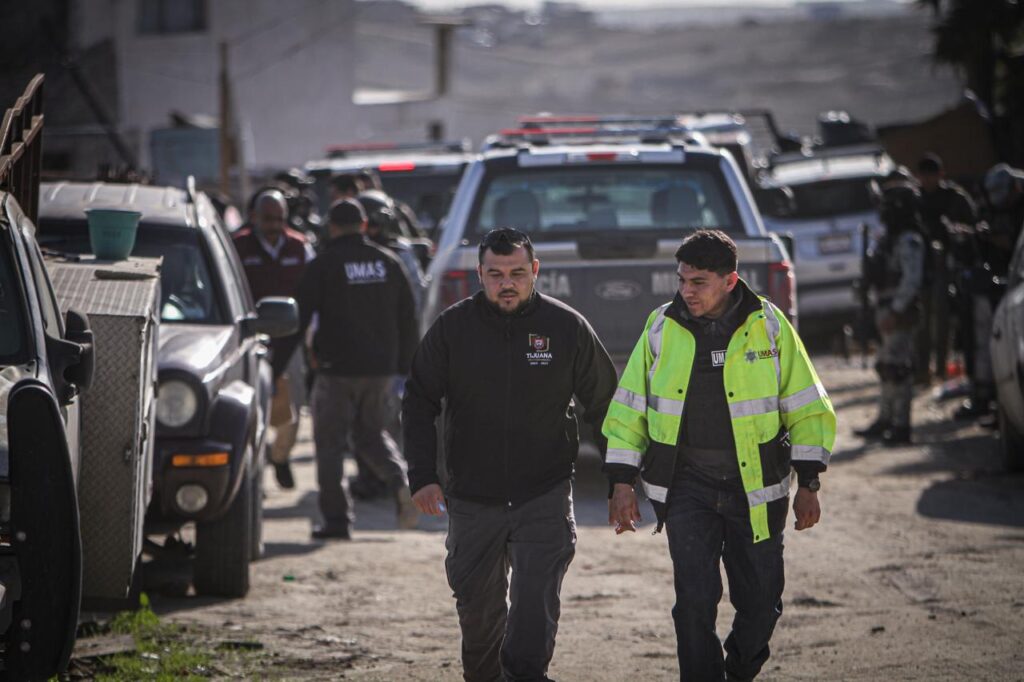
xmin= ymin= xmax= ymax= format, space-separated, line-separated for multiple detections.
xmin=762 ymin=302 xmax=782 ymax=386
xmin=648 ymin=393 xmax=685 ymax=417
xmin=746 ymin=475 xmax=791 ymax=507
xmin=613 ymin=386 xmax=647 ymax=413
xmin=647 ymin=305 xmax=670 ymax=384
xmin=641 ymin=477 xmax=669 ymax=503
xmin=728 ymin=395 xmax=780 ymax=419
xmin=791 ymin=444 xmax=831 ymax=465
xmin=606 ymin=448 xmax=643 ymax=468
xmin=781 ymin=382 xmax=826 ymax=413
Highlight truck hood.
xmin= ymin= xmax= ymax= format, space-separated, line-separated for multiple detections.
xmin=157 ymin=324 xmax=236 ymax=379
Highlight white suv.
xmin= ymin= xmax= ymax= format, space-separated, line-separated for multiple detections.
xmin=758 ymin=146 xmax=894 ymax=331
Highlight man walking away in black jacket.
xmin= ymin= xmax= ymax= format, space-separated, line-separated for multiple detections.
xmin=273 ymin=199 xmax=420 ymax=539
xmin=402 ymin=228 xmax=618 ymax=682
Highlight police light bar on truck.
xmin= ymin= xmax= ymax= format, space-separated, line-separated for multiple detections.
xmin=485 ymin=126 xmax=706 ymax=150
xmin=515 ymin=146 xmax=687 ymax=167
xmin=325 ymin=139 xmax=472 ymax=158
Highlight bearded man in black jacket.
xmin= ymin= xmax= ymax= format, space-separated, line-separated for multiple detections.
xmin=403 ymin=228 xmax=617 ymax=682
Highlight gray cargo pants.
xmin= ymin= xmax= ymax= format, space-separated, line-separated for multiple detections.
xmin=445 ymin=480 xmax=576 ymax=682
xmin=311 ymin=374 xmax=408 ymax=528
xmin=876 ymin=310 xmax=917 ymax=428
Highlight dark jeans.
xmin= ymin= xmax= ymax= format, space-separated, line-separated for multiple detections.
xmin=445 ymin=480 xmax=576 ymax=682
xmin=311 ymin=374 xmax=408 ymax=528
xmin=666 ymin=471 xmax=785 ymax=682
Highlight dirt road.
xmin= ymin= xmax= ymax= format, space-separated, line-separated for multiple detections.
xmin=150 ymin=355 xmax=1024 ymax=680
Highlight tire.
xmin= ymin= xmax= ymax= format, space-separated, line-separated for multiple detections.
xmin=998 ymin=406 xmax=1024 ymax=473
xmin=193 ymin=451 xmax=253 ymax=598
xmin=250 ymin=444 xmax=266 ymax=562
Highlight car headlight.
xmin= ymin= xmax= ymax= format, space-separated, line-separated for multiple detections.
xmin=157 ymin=379 xmax=198 ymax=427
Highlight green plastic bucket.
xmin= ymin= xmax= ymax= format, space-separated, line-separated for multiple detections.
xmin=85 ymin=209 xmax=141 ymax=260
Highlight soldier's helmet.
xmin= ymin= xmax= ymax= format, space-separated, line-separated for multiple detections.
xmin=880 ymin=184 xmax=921 ymax=231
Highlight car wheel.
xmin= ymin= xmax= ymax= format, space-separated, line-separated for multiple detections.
xmin=193 ymin=449 xmax=253 ymax=598
xmin=250 ymin=443 xmax=266 ymax=562
xmin=998 ymin=406 xmax=1024 ymax=472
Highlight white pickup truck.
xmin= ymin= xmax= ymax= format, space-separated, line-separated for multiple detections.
xmin=422 ymin=126 xmax=797 ymax=360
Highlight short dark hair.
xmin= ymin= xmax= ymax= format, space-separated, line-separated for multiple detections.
xmin=331 ymin=173 xmax=360 ymax=196
xmin=674 ymin=229 xmax=737 ymax=275
xmin=916 ymin=153 xmax=943 ymax=174
xmin=478 ymin=228 xmax=535 ymax=265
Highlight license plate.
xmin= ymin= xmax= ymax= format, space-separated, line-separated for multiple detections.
xmin=818 ymin=233 xmax=853 ymax=255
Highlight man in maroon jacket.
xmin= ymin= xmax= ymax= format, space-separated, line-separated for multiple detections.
xmin=233 ymin=189 xmax=315 ymax=489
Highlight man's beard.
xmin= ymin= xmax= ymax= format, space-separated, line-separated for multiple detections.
xmin=489 ymin=289 xmax=532 ymax=316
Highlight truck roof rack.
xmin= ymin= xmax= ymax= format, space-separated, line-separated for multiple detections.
xmin=0 ymin=73 xmax=45 ymax=224
xmin=324 ymin=139 xmax=472 ymax=158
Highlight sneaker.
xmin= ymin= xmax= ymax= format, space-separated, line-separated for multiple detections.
xmin=854 ymin=419 xmax=890 ymax=439
xmin=882 ymin=426 xmax=912 ymax=446
xmin=273 ymin=462 xmax=295 ymax=490
xmin=395 ymin=486 xmax=419 ymax=530
xmin=311 ymin=523 xmax=351 ymax=541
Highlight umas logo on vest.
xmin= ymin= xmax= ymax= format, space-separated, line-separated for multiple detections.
xmin=745 ymin=348 xmax=779 ymax=364
xmin=345 ymin=260 xmax=387 ymax=284
xmin=527 ymin=334 xmax=552 ymax=366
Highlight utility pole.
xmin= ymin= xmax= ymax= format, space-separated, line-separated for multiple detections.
xmin=218 ymin=41 xmax=234 ymax=196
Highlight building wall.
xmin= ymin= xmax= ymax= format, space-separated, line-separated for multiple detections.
xmin=108 ymin=0 xmax=360 ymax=171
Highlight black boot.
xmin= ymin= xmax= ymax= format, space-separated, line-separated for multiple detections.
xmin=855 ymin=419 xmax=890 ymax=439
xmin=273 ymin=462 xmax=295 ymax=490
xmin=882 ymin=425 xmax=912 ymax=446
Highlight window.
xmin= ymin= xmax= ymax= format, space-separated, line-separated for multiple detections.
xmin=788 ymin=177 xmax=879 ymax=219
xmin=469 ymin=164 xmax=743 ymax=240
xmin=138 ymin=0 xmax=207 ymax=35
xmin=0 ymin=236 xmax=28 ymax=364
xmin=37 ymin=221 xmax=226 ymax=324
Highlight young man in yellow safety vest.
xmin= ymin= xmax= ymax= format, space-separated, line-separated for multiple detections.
xmin=603 ymin=229 xmax=836 ymax=681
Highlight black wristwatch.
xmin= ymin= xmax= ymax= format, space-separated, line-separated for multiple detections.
xmin=801 ymin=478 xmax=821 ymax=493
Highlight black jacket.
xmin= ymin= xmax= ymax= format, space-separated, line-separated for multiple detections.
xmin=272 ymin=233 xmax=418 ymax=378
xmin=402 ymin=291 xmax=618 ymax=504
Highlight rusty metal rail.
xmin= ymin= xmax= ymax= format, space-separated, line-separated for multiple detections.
xmin=0 ymin=74 xmax=45 ymax=224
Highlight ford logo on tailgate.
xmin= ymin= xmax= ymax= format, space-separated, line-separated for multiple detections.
xmin=596 ymin=280 xmax=642 ymax=301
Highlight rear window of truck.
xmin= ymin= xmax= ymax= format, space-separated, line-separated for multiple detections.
xmin=468 ymin=164 xmax=745 ymax=240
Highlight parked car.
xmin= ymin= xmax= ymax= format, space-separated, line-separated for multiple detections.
xmin=757 ymin=145 xmax=894 ymax=333
xmin=37 ymin=179 xmax=298 ymax=597
xmin=0 ymin=190 xmax=95 ymax=677
xmin=304 ymin=140 xmax=476 ymax=241
xmin=991 ymin=227 xmax=1024 ymax=472
xmin=424 ymin=125 xmax=795 ymax=361
xmin=0 ymin=73 xmax=97 ymax=679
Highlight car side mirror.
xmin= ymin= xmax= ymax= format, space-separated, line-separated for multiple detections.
xmin=243 ymin=297 xmax=299 ymax=339
xmin=754 ymin=186 xmax=797 ymax=219
xmin=63 ymin=308 xmax=95 ymax=392
xmin=44 ymin=308 xmax=95 ymax=404
xmin=771 ymin=232 xmax=796 ymax=264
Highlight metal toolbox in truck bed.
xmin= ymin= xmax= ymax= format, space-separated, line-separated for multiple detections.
xmin=45 ymin=255 xmax=161 ymax=600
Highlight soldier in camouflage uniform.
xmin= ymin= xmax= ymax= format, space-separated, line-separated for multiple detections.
xmin=855 ymin=184 xmax=926 ymax=445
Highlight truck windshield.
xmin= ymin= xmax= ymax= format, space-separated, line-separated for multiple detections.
xmin=469 ymin=165 xmax=743 ymax=240
xmin=788 ymin=177 xmax=878 ymax=219
xmin=36 ymin=221 xmax=226 ymax=324
xmin=0 ymin=237 xmax=28 ymax=364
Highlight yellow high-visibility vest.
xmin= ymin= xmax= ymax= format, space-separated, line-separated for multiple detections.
xmin=602 ymin=288 xmax=836 ymax=542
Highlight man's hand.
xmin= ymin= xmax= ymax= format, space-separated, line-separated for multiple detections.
xmin=793 ymin=487 xmax=821 ymax=531
xmin=412 ymin=484 xmax=445 ymax=516
xmin=608 ymin=483 xmax=642 ymax=534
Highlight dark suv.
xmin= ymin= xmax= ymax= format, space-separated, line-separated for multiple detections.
xmin=37 ymin=179 xmax=297 ymax=597
xmin=0 ymin=189 xmax=95 ymax=677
